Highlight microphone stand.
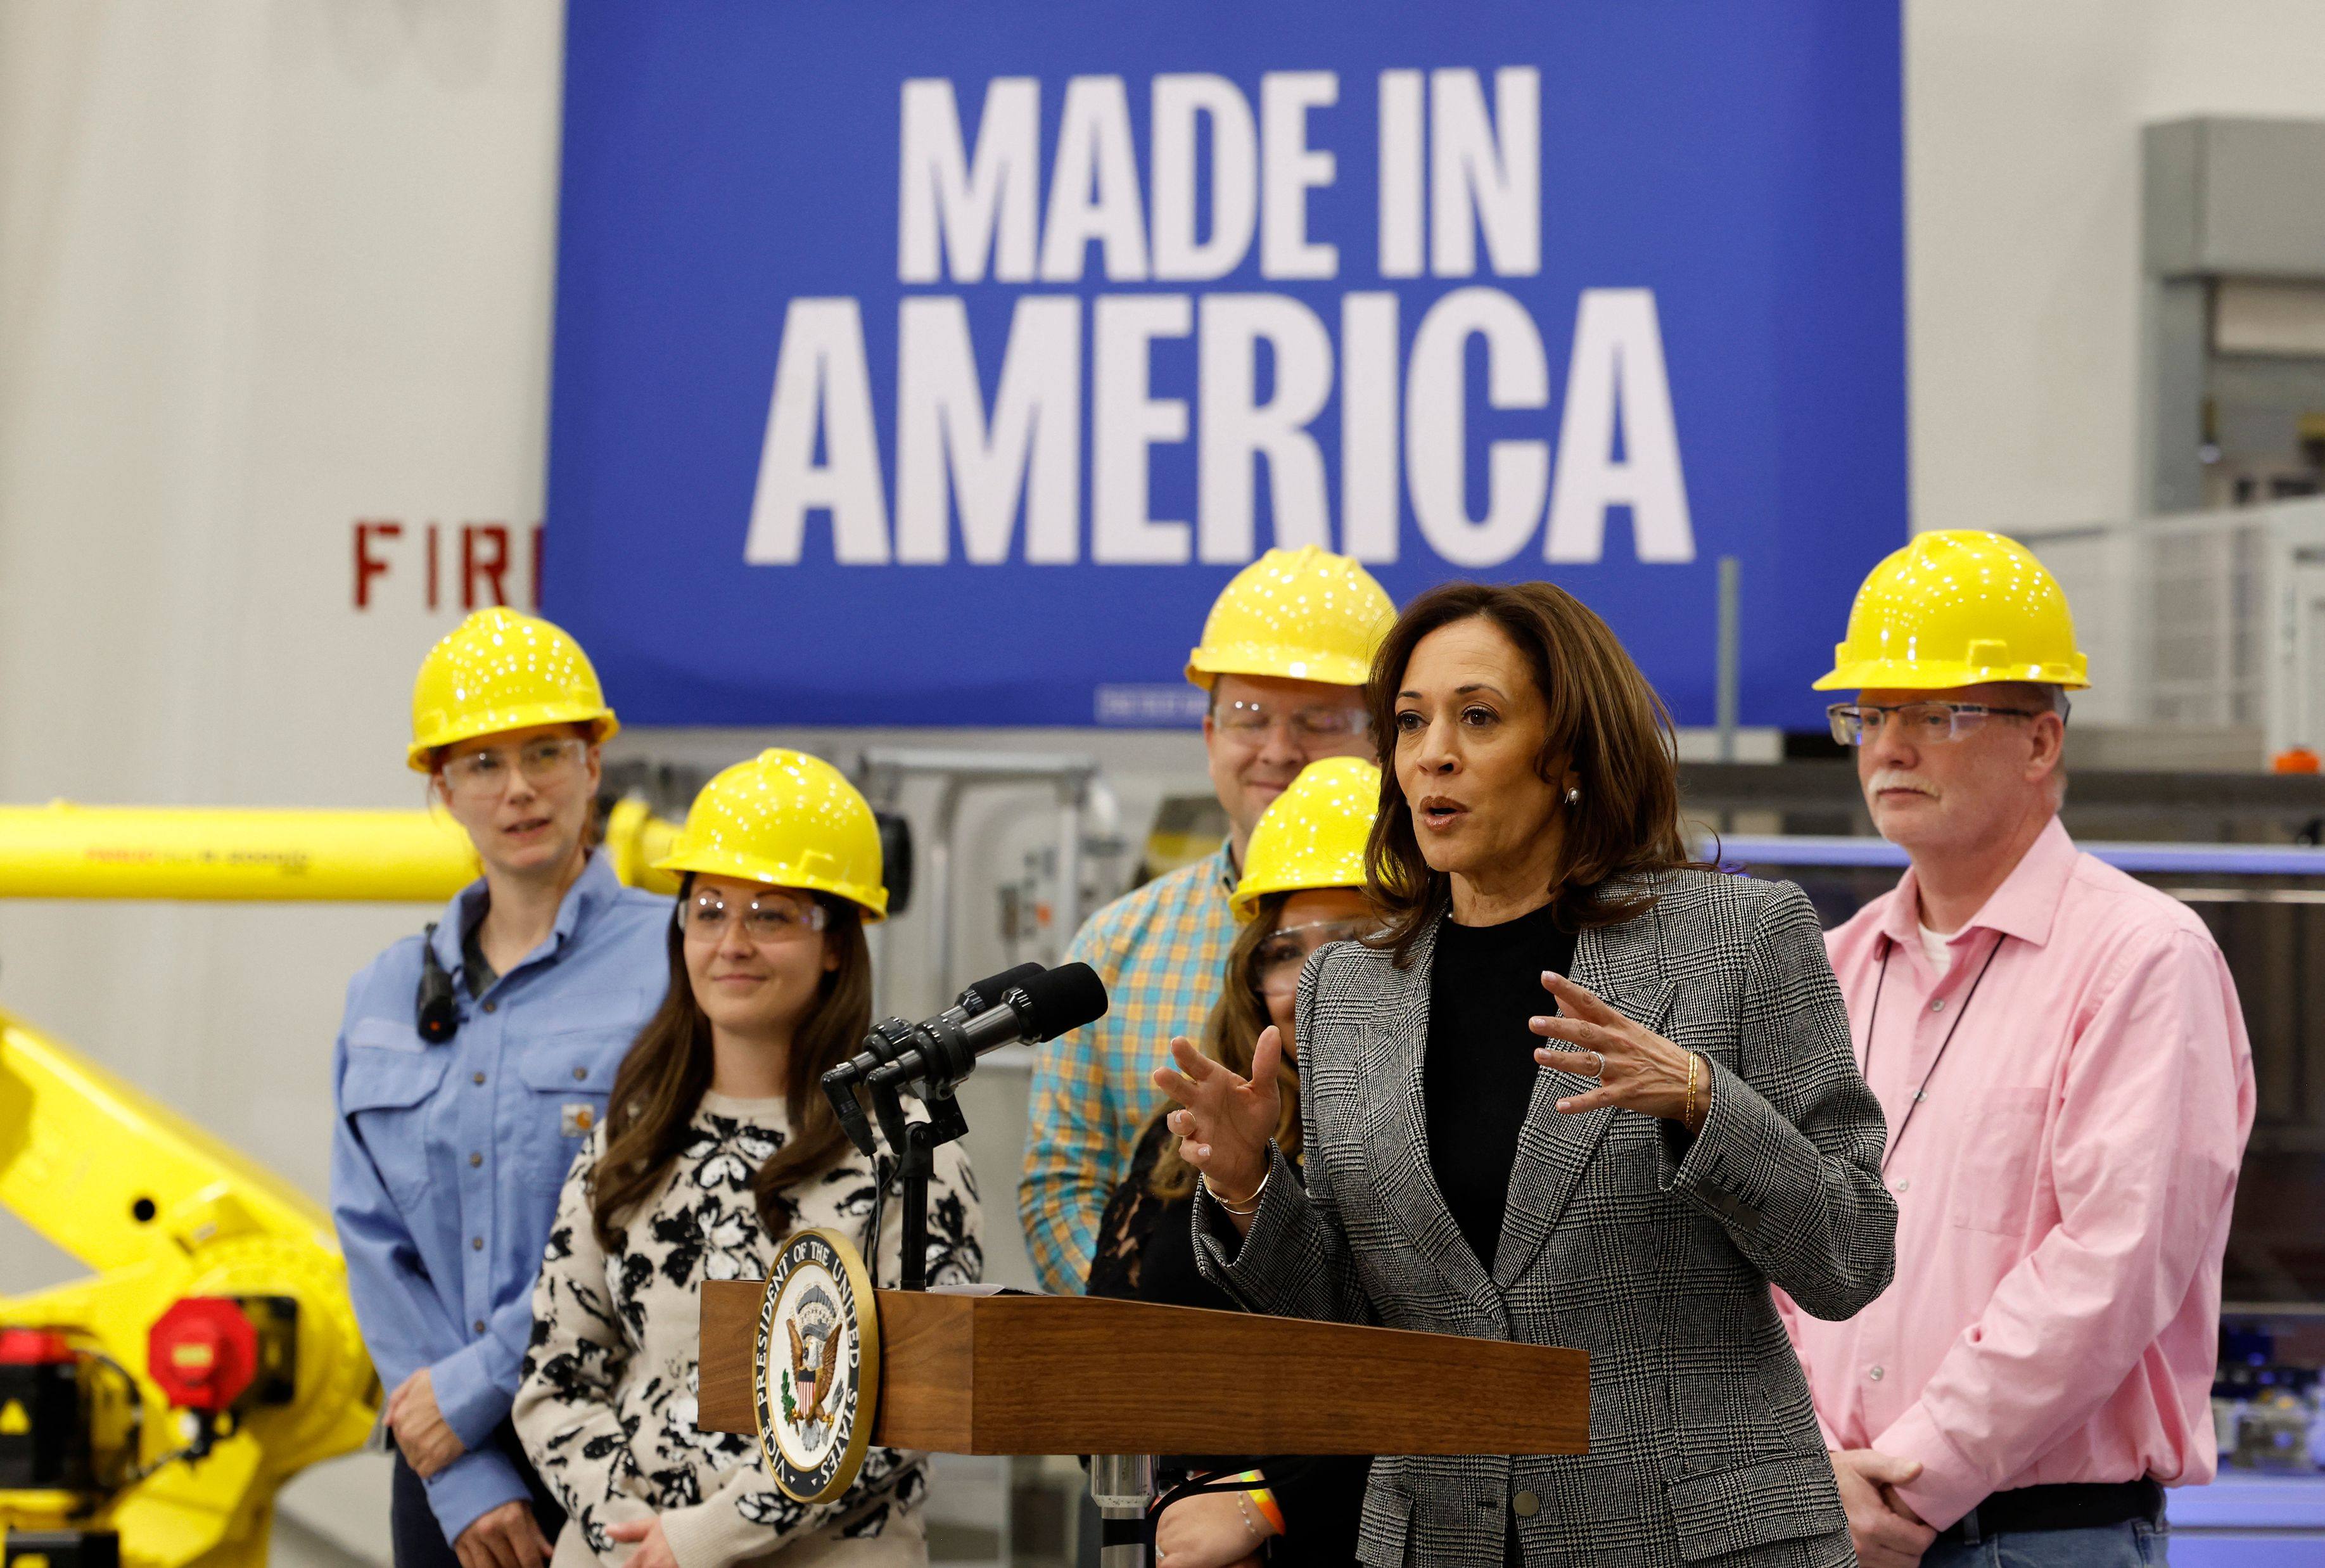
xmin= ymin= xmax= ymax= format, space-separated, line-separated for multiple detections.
xmin=865 ymin=1062 xmax=969 ymax=1292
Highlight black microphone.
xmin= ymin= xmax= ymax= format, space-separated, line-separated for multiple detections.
xmin=867 ymin=962 xmax=1109 ymax=1099
xmin=824 ymin=963 xmax=1047 ymax=1156
xmin=952 ymin=962 xmax=1046 ymax=1022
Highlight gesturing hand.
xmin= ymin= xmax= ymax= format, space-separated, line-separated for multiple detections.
xmin=1152 ymin=1026 xmax=1284 ymax=1213
xmin=1530 ymin=972 xmax=1705 ymax=1129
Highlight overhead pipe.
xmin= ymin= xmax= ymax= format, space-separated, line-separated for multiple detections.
xmin=0 ymin=796 xmax=683 ymax=902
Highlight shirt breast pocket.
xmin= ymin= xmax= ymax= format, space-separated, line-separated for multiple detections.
xmin=518 ymin=1031 xmax=627 ymax=1157
xmin=341 ymin=1037 xmax=452 ymax=1212
xmin=1949 ymin=1087 xmax=2048 ymax=1235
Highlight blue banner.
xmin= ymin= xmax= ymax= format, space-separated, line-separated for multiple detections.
xmin=548 ymin=1 xmax=1903 ymax=729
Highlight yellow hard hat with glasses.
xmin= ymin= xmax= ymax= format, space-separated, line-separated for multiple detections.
xmin=1814 ymin=530 xmax=2089 ymax=692
xmin=409 ymin=608 xmax=620 ymax=770
xmin=653 ymin=749 xmax=887 ymax=921
xmin=1187 ymin=545 xmax=1396 ymax=690
xmin=1232 ymin=756 xmax=1383 ymax=920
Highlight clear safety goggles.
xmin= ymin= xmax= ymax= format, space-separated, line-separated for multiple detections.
xmin=1825 ymin=701 xmax=2051 ymax=747
xmin=1215 ymin=699 xmax=1368 ymax=744
xmin=678 ymin=888 xmax=829 ymax=945
xmin=1254 ymin=917 xmax=1375 ymax=997
xmin=440 ymin=736 xmax=589 ymax=796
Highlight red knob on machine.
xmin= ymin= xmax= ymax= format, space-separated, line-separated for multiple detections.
xmin=0 ymin=1328 xmax=74 ymax=1365
xmin=148 ymin=1297 xmax=259 ymax=1413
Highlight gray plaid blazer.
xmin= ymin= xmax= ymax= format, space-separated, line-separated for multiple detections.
xmin=1194 ymin=869 xmax=1894 ymax=1568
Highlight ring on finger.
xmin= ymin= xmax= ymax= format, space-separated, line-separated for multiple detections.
xmin=1581 ymin=1049 xmax=1605 ymax=1080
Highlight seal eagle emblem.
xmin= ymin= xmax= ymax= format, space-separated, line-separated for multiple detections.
xmin=754 ymin=1227 xmax=881 ymax=1502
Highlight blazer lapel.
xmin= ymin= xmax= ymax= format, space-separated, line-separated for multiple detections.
xmin=1356 ymin=919 xmax=1499 ymax=1307
xmin=1489 ymin=902 xmax=1676 ymax=1291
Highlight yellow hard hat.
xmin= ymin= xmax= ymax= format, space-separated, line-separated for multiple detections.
xmin=1813 ymin=530 xmax=2089 ymax=692
xmin=409 ymin=608 xmax=620 ymax=770
xmin=1231 ymin=757 xmax=1382 ymax=920
xmin=653 ymin=749 xmax=887 ymax=921
xmin=1186 ymin=546 xmax=1396 ymax=690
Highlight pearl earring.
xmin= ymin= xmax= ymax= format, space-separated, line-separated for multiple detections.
xmin=1564 ymin=786 xmax=1581 ymax=806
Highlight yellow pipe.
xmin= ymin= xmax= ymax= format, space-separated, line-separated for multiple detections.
xmin=0 ymin=798 xmax=682 ymax=902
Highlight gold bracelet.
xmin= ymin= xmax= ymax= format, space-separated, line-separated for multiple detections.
xmin=1683 ymin=1052 xmax=1700 ymax=1129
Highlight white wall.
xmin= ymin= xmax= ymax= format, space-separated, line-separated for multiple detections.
xmin=0 ymin=0 xmax=564 ymax=1191
xmin=0 ymin=3 xmax=566 ymax=1555
xmin=1905 ymin=0 xmax=2325 ymax=536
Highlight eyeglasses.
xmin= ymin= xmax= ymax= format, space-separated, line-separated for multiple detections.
xmin=678 ymin=889 xmax=829 ymax=944
xmin=1826 ymin=702 xmax=2048 ymax=747
xmin=1253 ymin=917 xmax=1375 ymax=997
xmin=440 ymin=736 xmax=589 ymax=796
xmin=1215 ymin=699 xmax=1368 ymax=744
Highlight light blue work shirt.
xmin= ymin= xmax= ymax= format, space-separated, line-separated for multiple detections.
xmin=330 ymin=850 xmax=669 ymax=1543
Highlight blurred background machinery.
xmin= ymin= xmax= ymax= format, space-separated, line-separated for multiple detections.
xmin=0 ymin=1011 xmax=376 ymax=1567
xmin=0 ymin=799 xmax=691 ymax=1566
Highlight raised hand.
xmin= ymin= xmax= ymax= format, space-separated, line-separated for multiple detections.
xmin=1530 ymin=972 xmax=1705 ymax=1128
xmin=1152 ymin=1026 xmax=1284 ymax=1210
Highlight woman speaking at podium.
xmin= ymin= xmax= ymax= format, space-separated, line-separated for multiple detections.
xmin=514 ymin=751 xmax=981 ymax=1568
xmin=1158 ymin=583 xmax=1895 ymax=1568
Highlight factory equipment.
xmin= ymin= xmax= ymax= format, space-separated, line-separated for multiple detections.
xmin=0 ymin=797 xmax=683 ymax=902
xmin=856 ymin=750 xmax=1123 ymax=1018
xmin=0 ymin=1010 xmax=375 ymax=1565
xmin=0 ymin=796 xmax=692 ymax=1562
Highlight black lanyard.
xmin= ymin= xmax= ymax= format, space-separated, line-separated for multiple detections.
xmin=1860 ymin=929 xmax=2004 ymax=1173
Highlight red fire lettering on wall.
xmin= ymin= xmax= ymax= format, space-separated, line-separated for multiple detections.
xmin=350 ymin=519 xmax=540 ymax=614
xmin=462 ymin=524 xmax=511 ymax=609
xmin=354 ymin=521 xmax=403 ymax=608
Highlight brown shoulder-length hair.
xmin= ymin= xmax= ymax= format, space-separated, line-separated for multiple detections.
xmin=1145 ymin=891 xmax=1305 ymax=1202
xmin=1365 ymin=580 xmax=1695 ymax=964
xmin=590 ymin=878 xmax=872 ymax=1250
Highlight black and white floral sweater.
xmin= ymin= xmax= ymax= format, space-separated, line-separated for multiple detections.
xmin=513 ymin=1092 xmax=982 ymax=1567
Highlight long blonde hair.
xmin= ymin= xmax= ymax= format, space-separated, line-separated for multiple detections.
xmin=1147 ymin=891 xmax=1304 ymax=1202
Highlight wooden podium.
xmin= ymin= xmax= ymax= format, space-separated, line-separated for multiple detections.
xmin=699 ymin=1280 xmax=1589 ymax=1456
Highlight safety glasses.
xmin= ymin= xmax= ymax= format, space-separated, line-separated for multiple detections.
xmin=678 ymin=888 xmax=829 ymax=945
xmin=1254 ymin=917 xmax=1375 ymax=997
xmin=1825 ymin=701 xmax=2048 ymax=746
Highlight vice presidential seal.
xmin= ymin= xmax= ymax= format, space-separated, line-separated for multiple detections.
xmin=755 ymin=1227 xmax=880 ymax=1502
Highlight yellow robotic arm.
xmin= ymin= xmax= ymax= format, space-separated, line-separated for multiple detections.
xmin=0 ymin=797 xmax=682 ymax=1564
xmin=0 ymin=1010 xmax=374 ymax=1566
xmin=0 ymin=797 xmax=682 ymax=902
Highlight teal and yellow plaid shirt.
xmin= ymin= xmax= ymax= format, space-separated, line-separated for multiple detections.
xmin=1019 ymin=843 xmax=1240 ymax=1294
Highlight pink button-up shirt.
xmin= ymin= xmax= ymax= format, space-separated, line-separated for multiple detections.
xmin=1780 ymin=817 xmax=2254 ymax=1530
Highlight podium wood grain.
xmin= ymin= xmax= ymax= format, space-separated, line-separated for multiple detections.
xmin=699 ymin=1280 xmax=1588 ymax=1456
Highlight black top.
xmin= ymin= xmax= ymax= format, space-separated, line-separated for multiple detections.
xmin=1425 ymin=901 xmax=1579 ymax=1277
xmin=1086 ymin=1119 xmax=1242 ymax=1314
xmin=1088 ymin=1120 xmax=1370 ymax=1568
